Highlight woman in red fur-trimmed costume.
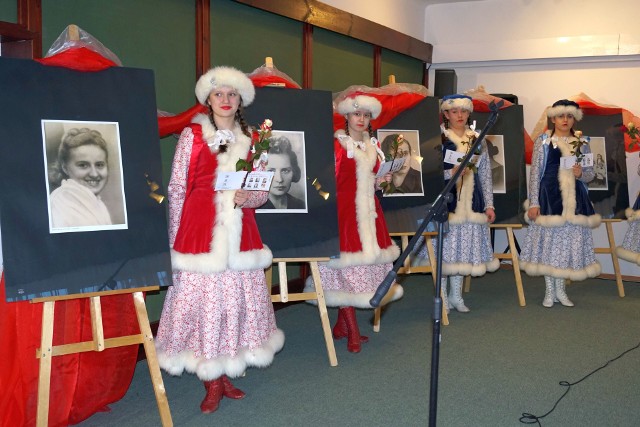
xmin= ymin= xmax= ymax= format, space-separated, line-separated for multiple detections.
xmin=306 ymin=93 xmax=402 ymax=353
xmin=155 ymin=66 xmax=284 ymax=414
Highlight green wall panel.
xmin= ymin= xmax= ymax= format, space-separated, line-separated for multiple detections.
xmin=210 ymin=0 xmax=302 ymax=85
xmin=381 ymin=48 xmax=424 ymax=85
xmin=0 ymin=0 xmax=16 ymax=23
xmin=312 ymin=28 xmax=373 ymax=92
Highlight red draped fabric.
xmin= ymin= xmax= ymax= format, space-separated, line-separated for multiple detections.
xmin=0 ymin=47 xmax=141 ymax=426
xmin=0 ymin=273 xmax=141 ymax=426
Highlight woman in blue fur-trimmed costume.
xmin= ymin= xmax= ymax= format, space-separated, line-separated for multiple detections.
xmin=520 ymin=99 xmax=601 ymax=307
xmin=615 ymin=163 xmax=640 ymax=265
xmin=419 ymin=94 xmax=499 ymax=313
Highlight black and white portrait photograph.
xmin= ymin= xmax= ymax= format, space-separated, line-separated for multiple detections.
xmin=587 ymin=136 xmax=608 ymax=190
xmin=377 ymin=129 xmax=424 ymax=196
xmin=42 ymin=120 xmax=128 ymax=233
xmin=257 ymin=130 xmax=308 ymax=213
xmin=485 ymin=135 xmax=506 ymax=194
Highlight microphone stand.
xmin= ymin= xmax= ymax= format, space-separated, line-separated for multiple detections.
xmin=370 ymin=100 xmax=503 ymax=427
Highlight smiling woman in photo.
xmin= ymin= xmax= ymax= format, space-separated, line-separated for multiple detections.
xmin=48 ymin=127 xmax=112 ymax=227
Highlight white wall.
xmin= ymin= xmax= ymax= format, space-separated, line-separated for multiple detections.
xmin=321 ymin=0 xmax=428 ymax=41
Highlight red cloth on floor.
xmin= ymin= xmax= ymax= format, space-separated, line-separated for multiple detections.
xmin=0 ymin=273 xmax=141 ymax=426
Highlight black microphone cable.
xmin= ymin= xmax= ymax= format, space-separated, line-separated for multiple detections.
xmin=519 ymin=340 xmax=640 ymax=426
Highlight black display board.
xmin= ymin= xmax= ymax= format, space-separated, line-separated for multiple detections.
xmin=0 ymin=58 xmax=171 ymax=302
xmin=472 ymin=105 xmax=527 ymax=224
xmin=244 ymin=87 xmax=340 ymax=259
xmin=378 ymin=97 xmax=444 ymax=232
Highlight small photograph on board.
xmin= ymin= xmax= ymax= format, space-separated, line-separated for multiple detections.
xmin=257 ymin=130 xmax=308 ymax=213
xmin=377 ymin=129 xmax=424 ymax=196
xmin=42 ymin=120 xmax=128 ymax=233
xmin=587 ymin=136 xmax=608 ymax=190
xmin=485 ymin=134 xmax=506 ymax=194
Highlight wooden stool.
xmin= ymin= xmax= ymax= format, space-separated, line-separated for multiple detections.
xmin=266 ymin=258 xmax=338 ymax=366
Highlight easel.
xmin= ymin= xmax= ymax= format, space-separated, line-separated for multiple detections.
xmin=463 ymin=224 xmax=526 ymax=306
xmin=374 ymin=232 xmax=449 ymax=328
xmin=594 ymin=218 xmax=625 ymax=297
xmin=33 ymin=287 xmax=172 ymax=427
xmin=266 ymin=258 xmax=338 ymax=366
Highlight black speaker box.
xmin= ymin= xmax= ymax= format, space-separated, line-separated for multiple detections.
xmin=434 ymin=69 xmax=457 ymax=97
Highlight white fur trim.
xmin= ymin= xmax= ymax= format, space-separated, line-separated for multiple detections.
xmin=547 ymin=105 xmax=583 ymax=121
xmin=156 ymin=329 xmax=285 ymax=381
xmin=171 ymin=117 xmax=272 ymax=273
xmin=303 ymin=276 xmax=403 ymax=308
xmin=442 ymin=258 xmax=500 ymax=277
xmin=523 ymin=140 xmax=600 ymax=228
xmin=445 ymin=130 xmax=488 ymax=225
xmin=626 ymin=207 xmax=640 ymax=221
xmin=520 ymin=260 xmax=601 ymax=281
xmin=616 ymin=246 xmax=640 ymax=265
xmin=195 ymin=66 xmax=255 ymax=106
xmin=336 ymin=95 xmax=382 ymax=119
xmin=440 ymin=96 xmax=473 ymax=112
xmin=328 ymin=135 xmax=400 ymax=268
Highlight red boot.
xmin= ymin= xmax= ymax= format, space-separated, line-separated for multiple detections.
xmin=334 ymin=307 xmax=369 ymax=343
xmin=342 ymin=306 xmax=368 ymax=353
xmin=221 ymin=375 xmax=246 ymax=400
xmin=332 ymin=307 xmax=348 ymax=339
xmin=200 ymin=378 xmax=224 ymax=413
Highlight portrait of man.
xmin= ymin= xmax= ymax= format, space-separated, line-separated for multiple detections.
xmin=587 ymin=136 xmax=608 ymax=190
xmin=257 ymin=130 xmax=308 ymax=213
xmin=42 ymin=120 xmax=128 ymax=233
xmin=377 ymin=129 xmax=424 ymax=196
xmin=485 ymin=135 xmax=506 ymax=194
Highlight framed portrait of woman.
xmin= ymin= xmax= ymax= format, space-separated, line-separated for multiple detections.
xmin=377 ymin=129 xmax=424 ymax=197
xmin=256 ymin=130 xmax=308 ymax=213
xmin=587 ymin=136 xmax=608 ymax=191
xmin=42 ymin=120 xmax=128 ymax=233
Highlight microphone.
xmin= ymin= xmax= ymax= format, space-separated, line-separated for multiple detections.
xmin=370 ymin=270 xmax=397 ymax=308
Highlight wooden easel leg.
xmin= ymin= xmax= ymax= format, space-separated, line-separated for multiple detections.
xmin=463 ymin=276 xmax=471 ymax=293
xmin=507 ymin=227 xmax=526 ymax=306
xmin=605 ymin=222 xmax=625 ymax=297
xmin=427 ymin=238 xmax=448 ymax=326
xmin=373 ymin=307 xmax=381 ymax=332
xmin=133 ymin=292 xmax=173 ymax=426
xmin=309 ymin=262 xmax=338 ymax=367
xmin=36 ymin=301 xmax=55 ymax=427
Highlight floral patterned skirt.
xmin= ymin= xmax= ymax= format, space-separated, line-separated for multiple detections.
xmin=416 ymin=222 xmax=499 ymax=277
xmin=616 ymin=219 xmax=640 ymax=265
xmin=155 ymin=268 xmax=284 ymax=381
xmin=304 ymin=262 xmax=403 ymax=308
xmin=520 ymin=222 xmax=601 ymax=280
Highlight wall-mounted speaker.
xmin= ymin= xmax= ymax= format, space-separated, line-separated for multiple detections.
xmin=434 ymin=69 xmax=457 ymax=97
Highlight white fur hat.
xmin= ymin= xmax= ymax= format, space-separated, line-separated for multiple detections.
xmin=195 ymin=66 xmax=255 ymax=106
xmin=546 ymin=99 xmax=583 ymax=121
xmin=440 ymin=94 xmax=473 ymax=113
xmin=336 ymin=95 xmax=382 ymax=119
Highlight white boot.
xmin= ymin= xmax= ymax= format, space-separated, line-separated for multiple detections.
xmin=542 ymin=276 xmax=555 ymax=308
xmin=555 ymin=278 xmax=574 ymax=307
xmin=448 ymin=275 xmax=470 ymax=313
xmin=440 ymin=277 xmax=450 ymax=314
